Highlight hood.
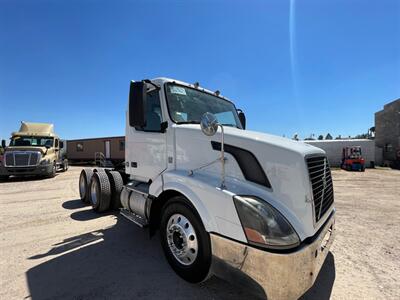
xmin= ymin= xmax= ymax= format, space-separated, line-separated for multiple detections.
xmin=174 ymin=125 xmax=327 ymax=238
xmin=5 ymin=146 xmax=47 ymax=155
xmin=221 ymin=127 xmax=324 ymax=157
xmin=175 ymin=124 xmax=324 ymax=159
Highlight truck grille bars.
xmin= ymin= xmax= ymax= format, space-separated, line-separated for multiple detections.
xmin=306 ymin=156 xmax=334 ymax=223
xmin=4 ymin=152 xmax=41 ymax=167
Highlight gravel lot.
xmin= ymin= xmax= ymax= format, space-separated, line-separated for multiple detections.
xmin=0 ymin=167 xmax=399 ymax=300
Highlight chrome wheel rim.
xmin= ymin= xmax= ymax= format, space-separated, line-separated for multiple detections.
xmin=90 ymin=178 xmax=98 ymax=205
xmin=166 ymin=213 xmax=198 ymax=266
xmin=79 ymin=175 xmax=86 ymax=198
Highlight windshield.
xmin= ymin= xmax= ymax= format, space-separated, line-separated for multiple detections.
xmin=10 ymin=136 xmax=54 ymax=147
xmin=165 ymin=83 xmax=242 ymax=128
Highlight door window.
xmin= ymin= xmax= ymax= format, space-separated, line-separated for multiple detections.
xmin=137 ymin=90 xmax=162 ymax=132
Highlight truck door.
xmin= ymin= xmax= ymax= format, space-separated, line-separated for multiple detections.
xmin=126 ymin=88 xmax=167 ymax=182
xmin=54 ymin=138 xmax=60 ymax=161
xmin=59 ymin=140 xmax=66 ymax=159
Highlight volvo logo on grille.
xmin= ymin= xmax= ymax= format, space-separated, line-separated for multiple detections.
xmin=322 ymin=158 xmax=327 ymax=190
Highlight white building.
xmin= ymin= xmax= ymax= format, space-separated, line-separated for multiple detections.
xmin=303 ymin=139 xmax=379 ymax=168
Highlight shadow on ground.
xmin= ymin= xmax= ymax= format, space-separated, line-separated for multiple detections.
xmin=0 ymin=174 xmax=58 ymax=183
xmin=26 ymin=200 xmax=335 ymax=300
xmin=299 ymin=252 xmax=335 ymax=300
xmin=62 ymin=199 xmax=87 ymax=210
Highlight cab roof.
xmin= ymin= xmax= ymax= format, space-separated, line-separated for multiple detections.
xmin=12 ymin=122 xmax=57 ymax=137
xmin=148 ymin=77 xmax=234 ymax=104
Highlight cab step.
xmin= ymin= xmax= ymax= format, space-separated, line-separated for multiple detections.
xmin=120 ymin=209 xmax=148 ymax=228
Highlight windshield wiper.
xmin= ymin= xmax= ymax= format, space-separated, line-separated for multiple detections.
xmin=176 ymin=121 xmax=200 ymax=125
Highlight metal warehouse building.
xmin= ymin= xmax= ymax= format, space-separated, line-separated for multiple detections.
xmin=304 ymin=139 xmax=378 ymax=168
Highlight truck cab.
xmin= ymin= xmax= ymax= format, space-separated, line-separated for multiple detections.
xmin=79 ymin=78 xmax=335 ymax=299
xmin=0 ymin=122 xmax=68 ymax=180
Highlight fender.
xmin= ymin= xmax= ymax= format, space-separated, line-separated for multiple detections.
xmin=151 ymin=171 xmax=217 ymax=233
xmin=150 ymin=170 xmax=247 ymax=242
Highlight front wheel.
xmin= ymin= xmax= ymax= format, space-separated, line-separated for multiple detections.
xmin=160 ymin=197 xmax=211 ymax=283
xmin=48 ymin=162 xmax=56 ymax=178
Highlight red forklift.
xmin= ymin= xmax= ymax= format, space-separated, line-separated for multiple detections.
xmin=341 ymin=146 xmax=365 ymax=171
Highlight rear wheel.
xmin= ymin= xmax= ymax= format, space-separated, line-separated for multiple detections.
xmin=106 ymin=171 xmax=123 ymax=209
xmin=90 ymin=171 xmax=111 ymax=212
xmin=79 ymin=168 xmax=93 ymax=203
xmin=62 ymin=159 xmax=69 ymax=172
xmin=160 ymin=197 xmax=211 ymax=283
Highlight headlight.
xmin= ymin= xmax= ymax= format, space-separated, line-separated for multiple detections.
xmin=40 ymin=159 xmax=50 ymax=165
xmin=233 ymin=196 xmax=300 ymax=250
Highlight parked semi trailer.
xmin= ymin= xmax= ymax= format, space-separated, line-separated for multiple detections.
xmin=0 ymin=122 xmax=68 ymax=180
xmin=78 ymin=78 xmax=336 ymax=299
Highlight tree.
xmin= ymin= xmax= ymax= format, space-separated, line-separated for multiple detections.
xmin=318 ymin=135 xmax=324 ymax=140
xmin=304 ymin=134 xmax=316 ymax=141
xmin=354 ymin=133 xmax=369 ymax=139
xmin=325 ymin=133 xmax=333 ymax=140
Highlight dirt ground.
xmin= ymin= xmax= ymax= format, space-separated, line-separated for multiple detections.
xmin=0 ymin=167 xmax=399 ymax=300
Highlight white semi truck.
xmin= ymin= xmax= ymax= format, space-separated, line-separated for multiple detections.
xmin=78 ymin=78 xmax=335 ymax=299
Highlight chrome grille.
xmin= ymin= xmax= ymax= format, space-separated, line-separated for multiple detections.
xmin=5 ymin=153 xmax=14 ymax=166
xmin=30 ymin=152 xmax=40 ymax=165
xmin=15 ymin=153 xmax=29 ymax=165
xmin=4 ymin=152 xmax=41 ymax=167
xmin=306 ymin=156 xmax=334 ymax=223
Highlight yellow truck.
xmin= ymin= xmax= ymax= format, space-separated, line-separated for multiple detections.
xmin=0 ymin=122 xmax=68 ymax=180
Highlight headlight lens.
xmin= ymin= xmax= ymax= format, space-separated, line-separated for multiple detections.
xmin=40 ymin=159 xmax=50 ymax=165
xmin=233 ymin=196 xmax=300 ymax=249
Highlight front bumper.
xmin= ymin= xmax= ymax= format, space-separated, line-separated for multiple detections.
xmin=210 ymin=211 xmax=335 ymax=300
xmin=0 ymin=164 xmax=53 ymax=176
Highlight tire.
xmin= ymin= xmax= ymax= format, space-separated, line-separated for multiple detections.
xmin=90 ymin=171 xmax=111 ymax=212
xmin=106 ymin=170 xmax=123 ymax=210
xmin=62 ymin=159 xmax=69 ymax=172
xmin=160 ymin=197 xmax=211 ymax=283
xmin=79 ymin=168 xmax=93 ymax=203
xmin=48 ymin=162 xmax=57 ymax=178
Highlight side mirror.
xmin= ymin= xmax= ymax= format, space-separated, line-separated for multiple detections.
xmin=45 ymin=144 xmax=51 ymax=149
xmin=237 ymin=109 xmax=246 ymax=129
xmin=129 ymin=81 xmax=147 ymax=127
xmin=1 ymin=140 xmax=5 ymax=148
xmin=200 ymin=112 xmax=219 ymax=136
xmin=199 ymin=112 xmax=226 ymax=188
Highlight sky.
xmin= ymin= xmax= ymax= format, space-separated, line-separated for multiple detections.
xmin=0 ymin=0 xmax=399 ymax=141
